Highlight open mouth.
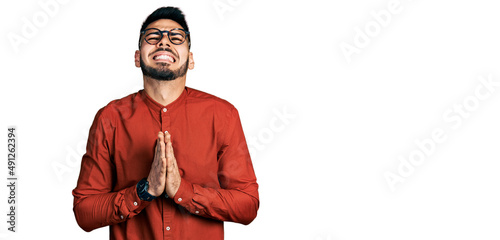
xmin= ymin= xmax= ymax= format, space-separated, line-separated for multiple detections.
xmin=152 ymin=52 xmax=176 ymax=63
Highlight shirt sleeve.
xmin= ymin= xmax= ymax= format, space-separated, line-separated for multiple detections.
xmin=173 ymin=106 xmax=260 ymax=225
xmin=72 ymin=107 xmax=151 ymax=232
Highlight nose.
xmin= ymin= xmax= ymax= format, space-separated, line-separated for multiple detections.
xmin=156 ymin=33 xmax=172 ymax=48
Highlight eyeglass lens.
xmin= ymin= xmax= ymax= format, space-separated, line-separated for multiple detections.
xmin=144 ymin=29 xmax=187 ymax=45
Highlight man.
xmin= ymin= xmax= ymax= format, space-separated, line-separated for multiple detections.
xmin=72 ymin=6 xmax=259 ymax=240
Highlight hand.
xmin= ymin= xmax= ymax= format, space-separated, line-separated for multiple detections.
xmin=146 ymin=132 xmax=167 ymax=197
xmin=164 ymin=131 xmax=181 ymax=198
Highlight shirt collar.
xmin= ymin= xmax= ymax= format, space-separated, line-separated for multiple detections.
xmin=140 ymin=87 xmax=188 ymax=113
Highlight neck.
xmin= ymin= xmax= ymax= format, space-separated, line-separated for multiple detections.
xmin=143 ymin=76 xmax=186 ymax=106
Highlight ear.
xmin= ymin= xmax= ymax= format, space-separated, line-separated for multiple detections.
xmin=188 ymin=52 xmax=195 ymax=70
xmin=134 ymin=50 xmax=141 ymax=68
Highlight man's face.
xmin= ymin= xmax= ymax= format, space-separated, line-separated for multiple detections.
xmin=135 ymin=19 xmax=194 ymax=81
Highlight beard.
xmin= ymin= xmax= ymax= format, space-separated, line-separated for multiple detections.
xmin=140 ymin=56 xmax=189 ymax=81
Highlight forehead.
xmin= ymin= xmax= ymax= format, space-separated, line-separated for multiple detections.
xmin=146 ymin=19 xmax=183 ymax=30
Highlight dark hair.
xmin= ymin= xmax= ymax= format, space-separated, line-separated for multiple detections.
xmin=138 ymin=7 xmax=190 ymax=49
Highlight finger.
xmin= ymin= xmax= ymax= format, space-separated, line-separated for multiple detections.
xmin=166 ymin=141 xmax=175 ymax=160
xmin=159 ymin=148 xmax=167 ymax=174
xmin=160 ymin=156 xmax=167 ymax=175
xmin=164 ymin=132 xmax=172 ymax=158
xmin=158 ymin=131 xmax=164 ymax=142
xmin=164 ymin=131 xmax=171 ymax=144
xmin=156 ymin=132 xmax=167 ymax=174
xmin=165 ymin=142 xmax=174 ymax=171
xmin=155 ymin=136 xmax=161 ymax=159
xmin=156 ymin=131 xmax=163 ymax=156
xmin=158 ymin=132 xmax=166 ymax=159
xmin=167 ymin=142 xmax=180 ymax=172
xmin=169 ymin=139 xmax=175 ymax=154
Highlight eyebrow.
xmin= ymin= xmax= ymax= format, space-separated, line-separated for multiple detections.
xmin=146 ymin=27 xmax=184 ymax=31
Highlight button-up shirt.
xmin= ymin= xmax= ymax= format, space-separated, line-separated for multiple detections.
xmin=72 ymin=87 xmax=259 ymax=240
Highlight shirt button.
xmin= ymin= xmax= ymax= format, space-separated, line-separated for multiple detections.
xmin=178 ymin=198 xmax=182 ymax=202
xmin=120 ymin=215 xmax=124 ymax=220
xmin=163 ymin=108 xmax=167 ymax=112
xmin=166 ymin=226 xmax=171 ymax=231
xmin=195 ymin=211 xmax=199 ymax=214
xmin=133 ymin=202 xmax=138 ymax=206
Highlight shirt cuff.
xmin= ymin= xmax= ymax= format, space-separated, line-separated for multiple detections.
xmin=172 ymin=178 xmax=195 ymax=209
xmin=122 ymin=184 xmax=152 ymax=216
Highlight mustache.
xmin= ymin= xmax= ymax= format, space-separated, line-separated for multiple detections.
xmin=149 ymin=48 xmax=178 ymax=59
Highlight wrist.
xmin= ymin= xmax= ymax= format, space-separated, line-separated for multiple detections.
xmin=136 ymin=178 xmax=157 ymax=201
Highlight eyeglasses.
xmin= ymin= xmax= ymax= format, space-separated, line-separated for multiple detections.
xmin=140 ymin=28 xmax=190 ymax=46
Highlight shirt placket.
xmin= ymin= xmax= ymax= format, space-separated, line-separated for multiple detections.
xmin=160 ymin=106 xmax=174 ymax=239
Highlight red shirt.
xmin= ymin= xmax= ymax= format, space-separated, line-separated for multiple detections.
xmin=72 ymin=87 xmax=259 ymax=240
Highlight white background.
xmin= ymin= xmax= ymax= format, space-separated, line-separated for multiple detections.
xmin=1 ymin=0 xmax=500 ymax=239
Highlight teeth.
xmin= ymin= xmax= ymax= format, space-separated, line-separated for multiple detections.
xmin=154 ymin=55 xmax=174 ymax=62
